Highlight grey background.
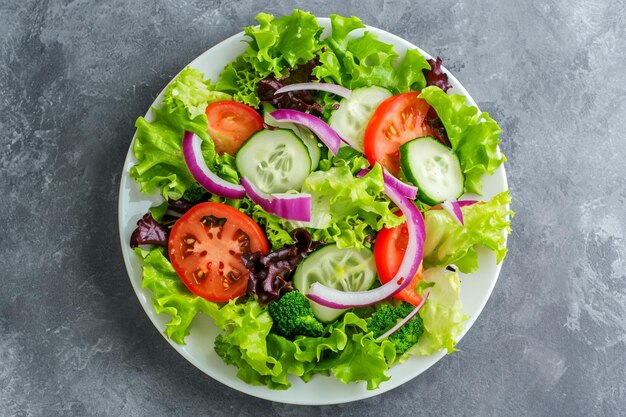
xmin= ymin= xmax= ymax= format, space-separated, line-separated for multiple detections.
xmin=1 ymin=0 xmax=625 ymax=415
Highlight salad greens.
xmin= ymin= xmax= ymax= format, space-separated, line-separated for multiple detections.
xmin=423 ymin=191 xmax=512 ymax=273
xmin=412 ymin=269 xmax=468 ymax=356
xmin=292 ymin=164 xmax=404 ymax=249
xmin=313 ymin=14 xmax=430 ymax=93
xmin=136 ymin=246 xmax=216 ymax=344
xmin=128 ymin=10 xmax=512 ymax=391
xmin=217 ymin=10 xmax=323 ymax=107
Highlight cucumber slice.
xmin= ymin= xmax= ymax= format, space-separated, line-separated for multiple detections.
xmin=291 ymin=125 xmax=321 ymax=171
xmin=399 ymin=136 xmax=464 ymax=205
xmin=263 ymin=104 xmax=321 ymax=170
xmin=293 ymin=244 xmax=377 ymax=322
xmin=329 ymin=86 xmax=392 ymax=152
xmin=235 ymin=129 xmax=311 ymax=193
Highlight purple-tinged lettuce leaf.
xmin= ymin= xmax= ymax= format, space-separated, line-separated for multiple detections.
xmin=130 ymin=213 xmax=169 ymax=248
xmin=257 ymin=58 xmax=324 ymax=114
xmin=423 ymin=57 xmax=451 ymax=92
xmin=241 ymin=229 xmax=323 ymax=305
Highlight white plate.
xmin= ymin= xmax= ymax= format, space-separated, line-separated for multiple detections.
xmin=118 ymin=17 xmax=508 ymax=405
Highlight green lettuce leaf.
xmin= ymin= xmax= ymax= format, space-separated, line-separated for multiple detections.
xmin=212 ymin=299 xmax=293 ymax=389
xmin=419 ymin=86 xmax=506 ymax=194
xmin=245 ymin=11 xmax=323 ymax=76
xmin=317 ymin=146 xmax=370 ymax=174
xmin=215 ymin=56 xmax=264 ymax=108
xmin=423 ymin=191 xmax=512 ymax=273
xmin=313 ymin=14 xmax=430 ymax=93
xmin=293 ymin=163 xmax=404 ymax=248
xmin=301 ymin=312 xmax=395 ymax=390
xmin=411 ymin=268 xmax=468 ymax=355
xmin=130 ymin=68 xmax=232 ymax=199
xmin=216 ymin=11 xmax=323 ymax=107
xmin=136 ymin=247 xmax=220 ymax=344
xmin=249 ymin=205 xmax=295 ymax=250
xmin=213 ymin=305 xmax=396 ymax=390
xmin=163 ymin=67 xmax=231 ymax=119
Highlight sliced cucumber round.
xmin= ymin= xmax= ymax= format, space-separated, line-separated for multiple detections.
xmin=235 ymin=129 xmax=311 ymax=194
xmin=399 ymin=136 xmax=464 ymax=205
xmin=263 ymin=104 xmax=321 ymax=170
xmin=293 ymin=244 xmax=377 ymax=322
xmin=329 ymin=86 xmax=392 ymax=152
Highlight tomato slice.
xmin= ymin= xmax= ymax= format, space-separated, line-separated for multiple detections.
xmin=205 ymin=100 xmax=263 ymax=155
xmin=168 ymin=202 xmax=269 ymax=302
xmin=374 ymin=216 xmax=424 ymax=305
xmin=364 ymin=92 xmax=436 ymax=175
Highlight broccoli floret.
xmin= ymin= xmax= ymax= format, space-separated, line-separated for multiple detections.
xmin=367 ymin=302 xmax=425 ymax=355
xmin=267 ymin=291 xmax=325 ymax=338
xmin=182 ymin=183 xmax=209 ymax=203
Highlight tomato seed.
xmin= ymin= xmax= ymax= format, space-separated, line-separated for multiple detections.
xmin=229 ymin=270 xmax=243 ymax=281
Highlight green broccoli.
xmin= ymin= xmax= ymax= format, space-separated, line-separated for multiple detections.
xmin=182 ymin=183 xmax=209 ymax=203
xmin=366 ymin=302 xmax=424 ymax=355
xmin=267 ymin=291 xmax=325 ymax=339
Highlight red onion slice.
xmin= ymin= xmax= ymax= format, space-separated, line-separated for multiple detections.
xmin=306 ymin=179 xmax=425 ymax=309
xmin=441 ymin=199 xmax=464 ymax=225
xmin=274 ymin=82 xmax=352 ymax=100
xmin=270 ymin=109 xmax=344 ymax=154
xmin=241 ymin=177 xmax=311 ymax=222
xmin=357 ymin=168 xmax=418 ymax=200
xmin=457 ymin=200 xmax=478 ymax=207
xmin=375 ymin=291 xmax=430 ymax=341
xmin=181 ymin=131 xmax=245 ymax=199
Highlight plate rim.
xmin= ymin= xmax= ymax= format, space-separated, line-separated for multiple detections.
xmin=117 ymin=16 xmax=509 ymax=405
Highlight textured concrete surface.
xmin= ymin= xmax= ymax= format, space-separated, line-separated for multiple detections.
xmin=1 ymin=0 xmax=625 ymax=415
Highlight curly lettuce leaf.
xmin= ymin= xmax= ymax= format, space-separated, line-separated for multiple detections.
xmin=215 ymin=56 xmax=264 ymax=108
xmin=423 ymin=191 xmax=512 ymax=273
xmin=317 ymin=146 xmax=370 ymax=174
xmin=130 ymin=68 xmax=232 ymax=199
xmin=295 ymin=164 xmax=404 ymax=248
xmin=163 ymin=67 xmax=231 ymax=119
xmin=419 ymin=86 xmax=506 ymax=194
xmin=212 ymin=300 xmax=295 ymax=389
xmin=411 ymin=268 xmax=468 ymax=355
xmin=244 ymin=11 xmax=323 ymax=78
xmin=249 ymin=205 xmax=295 ymax=249
xmin=313 ymin=14 xmax=430 ymax=93
xmin=136 ymin=247 xmax=220 ymax=344
xmin=299 ymin=312 xmax=395 ymax=390
xmin=216 ymin=11 xmax=323 ymax=107
xmin=213 ymin=304 xmax=395 ymax=390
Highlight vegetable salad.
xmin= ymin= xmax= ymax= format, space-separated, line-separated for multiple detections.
xmin=128 ymin=10 xmax=512 ymax=390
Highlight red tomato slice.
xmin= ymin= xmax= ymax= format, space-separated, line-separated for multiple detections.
xmin=364 ymin=92 xmax=436 ymax=175
xmin=374 ymin=216 xmax=424 ymax=305
xmin=168 ymin=202 xmax=269 ymax=302
xmin=205 ymin=101 xmax=263 ymax=155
